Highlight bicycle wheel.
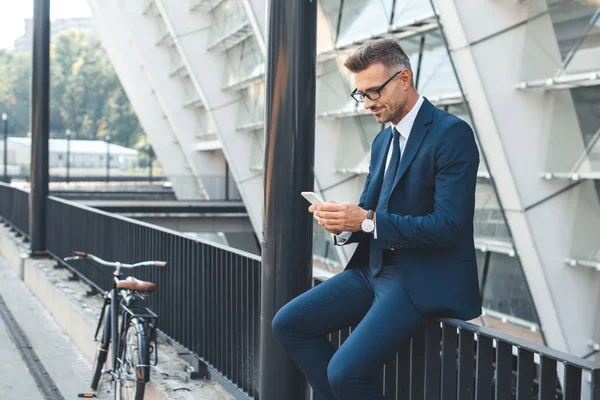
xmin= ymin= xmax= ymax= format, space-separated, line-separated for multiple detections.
xmin=91 ymin=308 xmax=111 ymax=391
xmin=115 ymin=318 xmax=148 ymax=400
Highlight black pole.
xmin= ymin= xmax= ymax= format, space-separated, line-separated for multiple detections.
xmin=415 ymin=35 xmax=426 ymax=90
xmin=29 ymin=0 xmax=50 ymax=255
xmin=147 ymin=145 xmax=154 ymax=181
xmin=259 ymin=0 xmax=317 ymax=398
xmin=65 ymin=129 xmax=71 ymax=183
xmin=225 ymin=162 xmax=229 ymax=201
xmin=2 ymin=113 xmax=7 ymax=181
xmin=105 ymin=135 xmax=110 ymax=183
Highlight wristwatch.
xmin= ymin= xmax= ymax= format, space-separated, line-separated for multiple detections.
xmin=361 ymin=210 xmax=375 ymax=233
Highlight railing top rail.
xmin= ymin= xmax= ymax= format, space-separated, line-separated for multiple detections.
xmin=0 ymin=181 xmax=27 ymax=191
xmin=314 ymin=274 xmax=599 ymax=371
xmin=441 ymin=317 xmax=600 ymax=370
xmin=47 ymin=194 xmax=261 ymax=262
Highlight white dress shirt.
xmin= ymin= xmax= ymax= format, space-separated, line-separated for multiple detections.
xmin=335 ymin=95 xmax=424 ymax=244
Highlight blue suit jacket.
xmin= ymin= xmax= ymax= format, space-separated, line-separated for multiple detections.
xmin=339 ymin=98 xmax=482 ymax=321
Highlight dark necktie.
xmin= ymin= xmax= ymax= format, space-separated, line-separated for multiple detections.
xmin=376 ymin=127 xmax=401 ymax=213
xmin=371 ymin=127 xmax=401 ymax=276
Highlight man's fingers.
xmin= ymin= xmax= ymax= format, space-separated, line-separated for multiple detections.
xmin=317 ymin=202 xmax=343 ymax=211
xmin=315 ymin=211 xmax=342 ymax=219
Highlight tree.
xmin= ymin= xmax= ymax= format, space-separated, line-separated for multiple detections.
xmin=0 ymin=30 xmax=144 ymax=148
xmin=52 ymin=31 xmax=118 ymax=139
xmin=0 ymin=50 xmax=31 ymax=135
xmin=104 ymin=85 xmax=144 ymax=148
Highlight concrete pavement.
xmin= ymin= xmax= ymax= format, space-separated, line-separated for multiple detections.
xmin=0 ymin=300 xmax=46 ymax=400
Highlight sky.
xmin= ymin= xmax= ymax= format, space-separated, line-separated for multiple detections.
xmin=0 ymin=0 xmax=91 ymax=49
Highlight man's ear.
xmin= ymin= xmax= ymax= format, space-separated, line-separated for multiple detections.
xmin=399 ymin=69 xmax=412 ymax=89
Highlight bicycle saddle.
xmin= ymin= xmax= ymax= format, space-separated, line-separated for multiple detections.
xmin=116 ymin=276 xmax=157 ymax=292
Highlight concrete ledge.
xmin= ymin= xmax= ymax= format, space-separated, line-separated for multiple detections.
xmin=0 ymin=224 xmax=234 ymax=400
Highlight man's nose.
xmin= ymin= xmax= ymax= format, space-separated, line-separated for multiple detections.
xmin=363 ymin=97 xmax=375 ymax=109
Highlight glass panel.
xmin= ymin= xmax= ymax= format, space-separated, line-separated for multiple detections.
xmin=250 ymin=129 xmax=264 ymax=170
xmin=209 ymin=0 xmax=248 ymax=44
xmin=337 ymin=0 xmax=394 ymax=47
xmin=334 ymin=115 xmax=382 ymax=172
xmin=236 ymin=82 xmax=265 ymax=127
xmin=474 ymin=179 xmax=511 ymax=243
xmin=318 ymin=0 xmax=343 ymax=50
xmin=392 ymin=0 xmax=434 ymax=28
xmin=316 ymin=58 xmax=355 ymax=114
xmin=482 ymin=253 xmax=539 ymax=324
xmin=566 ymin=180 xmax=600 ymax=263
xmin=475 ymin=250 xmax=486 ymax=289
xmin=546 ymin=0 xmax=600 ymax=73
xmin=223 ymin=37 xmax=264 ymax=88
xmin=410 ymin=40 xmax=460 ymax=96
xmin=571 ymin=86 xmax=600 ymax=176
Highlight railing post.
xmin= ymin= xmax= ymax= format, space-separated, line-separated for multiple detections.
xmin=225 ymin=162 xmax=230 ymax=201
xmin=592 ymin=368 xmax=600 ymax=400
xmin=259 ymin=0 xmax=317 ymax=397
xmin=29 ymin=0 xmax=50 ymax=255
xmin=2 ymin=113 xmax=7 ymax=182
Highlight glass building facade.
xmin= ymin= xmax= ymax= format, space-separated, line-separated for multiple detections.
xmin=89 ymin=0 xmax=600 ymax=352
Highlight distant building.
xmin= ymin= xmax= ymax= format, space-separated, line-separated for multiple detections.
xmin=0 ymin=138 xmax=138 ymax=170
xmin=13 ymin=17 xmax=96 ymax=53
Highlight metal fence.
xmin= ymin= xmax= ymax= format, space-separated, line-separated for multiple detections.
xmin=320 ymin=299 xmax=600 ymax=399
xmin=0 ymin=182 xmax=29 ymax=236
xmin=1 ymin=182 xmax=599 ymax=399
xmin=6 ymin=174 xmax=242 ymax=201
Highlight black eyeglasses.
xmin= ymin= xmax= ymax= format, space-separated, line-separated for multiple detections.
xmin=350 ymin=70 xmax=402 ymax=102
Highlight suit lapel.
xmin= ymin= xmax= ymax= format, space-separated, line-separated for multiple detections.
xmin=365 ymin=126 xmax=392 ymax=210
xmin=391 ymin=98 xmax=435 ymax=190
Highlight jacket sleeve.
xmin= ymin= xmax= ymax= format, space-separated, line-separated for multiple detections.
xmin=373 ymin=120 xmax=479 ymax=250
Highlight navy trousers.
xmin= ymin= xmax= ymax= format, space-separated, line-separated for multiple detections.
xmin=271 ymin=266 xmax=426 ymax=399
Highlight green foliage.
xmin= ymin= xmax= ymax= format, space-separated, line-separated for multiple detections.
xmin=0 ymin=49 xmax=31 ymax=135
xmin=0 ymin=31 xmax=144 ymax=148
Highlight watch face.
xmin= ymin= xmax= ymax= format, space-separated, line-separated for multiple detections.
xmin=361 ymin=219 xmax=375 ymax=233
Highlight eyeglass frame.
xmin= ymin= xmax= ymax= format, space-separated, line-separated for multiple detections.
xmin=350 ymin=70 xmax=403 ymax=103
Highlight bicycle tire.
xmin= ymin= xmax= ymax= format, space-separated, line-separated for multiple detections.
xmin=116 ymin=318 xmax=148 ymax=400
xmin=91 ymin=308 xmax=111 ymax=391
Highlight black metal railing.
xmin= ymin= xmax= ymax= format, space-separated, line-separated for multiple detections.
xmin=322 ymin=317 xmax=600 ymax=399
xmin=1 ymin=182 xmax=599 ymax=399
xmin=0 ymin=183 xmax=29 ymax=237
xmin=46 ymin=195 xmax=261 ymax=398
xmin=6 ymin=174 xmax=242 ymax=201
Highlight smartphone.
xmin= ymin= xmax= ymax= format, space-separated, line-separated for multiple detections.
xmin=301 ymin=191 xmax=325 ymax=205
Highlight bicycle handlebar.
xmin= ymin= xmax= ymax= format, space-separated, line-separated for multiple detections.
xmin=65 ymin=252 xmax=167 ymax=269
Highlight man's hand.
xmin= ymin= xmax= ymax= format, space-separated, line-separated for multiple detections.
xmin=309 ymin=202 xmax=368 ymax=234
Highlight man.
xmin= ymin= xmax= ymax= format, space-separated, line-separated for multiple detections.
xmin=271 ymin=38 xmax=481 ymax=399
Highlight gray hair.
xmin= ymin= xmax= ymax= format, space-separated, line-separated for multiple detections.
xmin=344 ymin=38 xmax=413 ymax=85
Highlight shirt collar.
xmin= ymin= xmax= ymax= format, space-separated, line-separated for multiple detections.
xmin=390 ymin=95 xmax=424 ymax=140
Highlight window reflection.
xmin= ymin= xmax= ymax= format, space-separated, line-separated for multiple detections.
xmin=318 ymin=0 xmax=343 ymax=47
xmin=223 ymin=37 xmax=264 ymax=88
xmin=547 ymin=0 xmax=600 ymax=72
xmin=210 ymin=0 xmax=248 ymax=41
xmin=392 ymin=0 xmax=434 ymax=28
xmin=571 ymin=87 xmax=600 ymax=174
xmin=482 ymin=253 xmax=539 ymax=324
xmin=474 ymin=179 xmax=511 ymax=242
xmin=337 ymin=0 xmax=394 ymax=47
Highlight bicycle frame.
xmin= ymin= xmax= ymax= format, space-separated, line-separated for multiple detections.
xmin=95 ymin=270 xmax=158 ymax=382
xmin=65 ymin=252 xmax=165 ymax=389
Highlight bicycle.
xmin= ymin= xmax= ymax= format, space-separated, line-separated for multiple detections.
xmin=65 ymin=251 xmax=166 ymax=400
